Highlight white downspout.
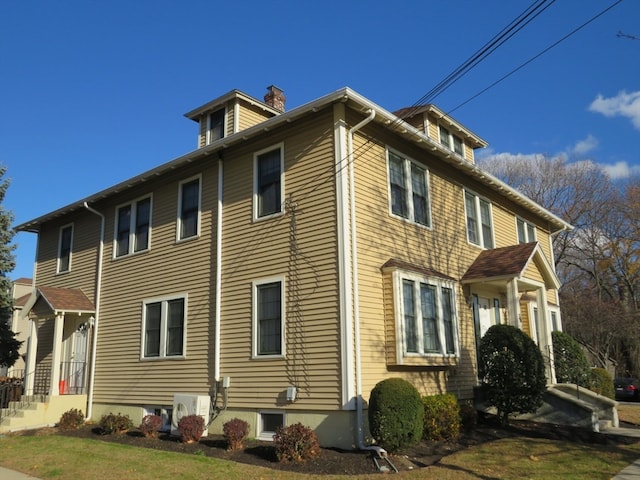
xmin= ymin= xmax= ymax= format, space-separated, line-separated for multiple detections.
xmin=347 ymin=109 xmax=385 ymax=454
xmin=215 ymin=159 xmax=223 ymax=382
xmin=83 ymin=202 xmax=105 ymax=421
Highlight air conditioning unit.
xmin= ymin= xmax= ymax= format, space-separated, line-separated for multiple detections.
xmin=171 ymin=394 xmax=211 ymax=437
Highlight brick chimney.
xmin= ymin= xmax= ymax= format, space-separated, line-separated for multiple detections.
xmin=264 ymin=85 xmax=286 ymax=112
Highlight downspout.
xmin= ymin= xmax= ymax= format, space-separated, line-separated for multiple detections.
xmin=347 ymin=109 xmax=384 ymax=454
xmin=83 ymin=202 xmax=105 ymax=421
xmin=215 ymin=159 xmax=223 ymax=383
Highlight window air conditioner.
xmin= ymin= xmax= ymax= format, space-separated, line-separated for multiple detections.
xmin=171 ymin=394 xmax=211 ymax=437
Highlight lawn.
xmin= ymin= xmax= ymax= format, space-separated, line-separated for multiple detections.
xmin=1 ymin=430 xmax=640 ymax=480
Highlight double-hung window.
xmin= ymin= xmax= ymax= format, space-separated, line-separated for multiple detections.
xmin=254 ymin=144 xmax=284 ymax=219
xmin=142 ymin=295 xmax=186 ymax=359
xmin=253 ymin=278 xmax=285 ymax=357
xmin=115 ymin=196 xmax=151 ymax=257
xmin=57 ymin=224 xmax=73 ymax=273
xmin=398 ymin=272 xmax=458 ymax=358
xmin=465 ymin=191 xmax=494 ymax=248
xmin=516 ymin=218 xmax=536 ymax=244
xmin=439 ymin=125 xmax=464 ymax=156
xmin=178 ymin=176 xmax=201 ymax=240
xmin=388 ymin=150 xmax=430 ymax=227
xmin=207 ymin=108 xmax=225 ymax=144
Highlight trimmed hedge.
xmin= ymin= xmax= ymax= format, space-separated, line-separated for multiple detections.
xmin=422 ymin=394 xmax=460 ymax=442
xmin=589 ymin=367 xmax=614 ymax=399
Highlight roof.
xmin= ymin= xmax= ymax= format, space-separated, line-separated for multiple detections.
xmin=14 ymin=293 xmax=30 ymax=308
xmin=12 ymin=277 xmax=32 ymax=285
xmin=183 ymin=89 xmax=281 ymax=121
xmin=461 ymin=242 xmax=560 ymax=290
xmin=381 ymin=258 xmax=456 ymax=281
xmin=15 ymin=87 xmax=573 ymax=235
xmin=22 ymin=286 xmax=95 ymax=317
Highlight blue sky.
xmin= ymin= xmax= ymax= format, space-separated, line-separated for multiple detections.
xmin=2 ymin=0 xmax=639 ymax=281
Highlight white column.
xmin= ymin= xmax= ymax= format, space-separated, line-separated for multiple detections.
xmin=49 ymin=313 xmax=64 ymax=396
xmin=536 ymin=288 xmax=556 ymax=384
xmin=24 ymin=318 xmax=39 ymax=396
xmin=506 ymin=279 xmax=521 ymax=328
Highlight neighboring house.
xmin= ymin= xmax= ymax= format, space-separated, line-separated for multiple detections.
xmin=0 ymin=278 xmax=32 ymax=377
xmin=14 ymin=86 xmax=572 ymax=447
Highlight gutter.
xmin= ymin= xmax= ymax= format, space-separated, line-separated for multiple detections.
xmin=214 ymin=159 xmax=223 ymax=383
xmin=83 ymin=202 xmax=105 ymax=421
xmin=347 ymin=109 xmax=387 ymax=457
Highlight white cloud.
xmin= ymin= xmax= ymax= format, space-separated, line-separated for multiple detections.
xmin=571 ymin=135 xmax=598 ymax=156
xmin=599 ymin=161 xmax=640 ymax=180
xmin=589 ymin=90 xmax=640 ymax=129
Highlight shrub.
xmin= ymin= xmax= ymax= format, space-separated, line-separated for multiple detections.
xmin=552 ymin=331 xmax=591 ymax=386
xmin=589 ymin=367 xmax=615 ymax=399
xmin=368 ymin=377 xmax=424 ymax=452
xmin=273 ymin=423 xmax=321 ymax=462
xmin=139 ymin=414 xmax=163 ymax=438
xmin=459 ymin=401 xmax=478 ymax=432
xmin=478 ymin=324 xmax=547 ymax=426
xmin=223 ymin=418 xmax=250 ymax=450
xmin=58 ymin=408 xmax=85 ymax=431
xmin=422 ymin=394 xmax=460 ymax=442
xmin=98 ymin=412 xmax=133 ymax=435
xmin=177 ymin=414 xmax=205 ymax=443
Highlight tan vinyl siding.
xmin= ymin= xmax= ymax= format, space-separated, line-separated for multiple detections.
xmin=236 ymin=100 xmax=276 ymax=132
xmin=198 ymin=119 xmax=207 ymax=148
xmin=464 ymin=141 xmax=475 ymax=163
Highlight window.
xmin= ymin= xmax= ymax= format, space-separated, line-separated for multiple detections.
xmin=57 ymin=224 xmax=73 ymax=273
xmin=178 ymin=177 xmax=201 ymax=240
xmin=207 ymin=108 xmax=225 ymax=144
xmin=398 ymin=272 xmax=458 ymax=357
xmin=142 ymin=295 xmax=186 ymax=359
xmin=439 ymin=125 xmax=464 ymax=156
xmin=388 ymin=150 xmax=430 ymax=226
xmin=253 ymin=278 xmax=285 ymax=357
xmin=465 ymin=191 xmax=494 ymax=248
xmin=517 ymin=218 xmax=536 ymax=244
xmin=254 ymin=145 xmax=284 ymax=219
xmin=258 ymin=411 xmax=284 ymax=441
xmin=493 ymin=298 xmax=501 ymax=323
xmin=115 ymin=196 xmax=151 ymax=257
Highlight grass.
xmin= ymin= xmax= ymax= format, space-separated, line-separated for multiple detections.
xmin=619 ymin=404 xmax=640 ymax=425
xmin=1 ymin=432 xmax=640 ymax=480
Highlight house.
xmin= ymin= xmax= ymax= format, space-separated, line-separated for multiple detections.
xmin=11 ymin=86 xmax=572 ymax=447
xmin=5 ymin=278 xmax=33 ymax=377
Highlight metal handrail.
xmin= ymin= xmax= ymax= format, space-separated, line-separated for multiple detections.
xmin=0 ymin=368 xmax=49 ymax=425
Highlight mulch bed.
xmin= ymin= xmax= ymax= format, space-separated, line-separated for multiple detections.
xmin=16 ymin=416 xmax=640 ymax=476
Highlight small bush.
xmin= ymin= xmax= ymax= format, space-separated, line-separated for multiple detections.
xmin=178 ymin=414 xmax=205 ymax=443
xmin=368 ymin=378 xmax=424 ymax=452
xmin=223 ymin=418 xmax=250 ymax=450
xmin=422 ymin=394 xmax=460 ymax=442
xmin=58 ymin=408 xmax=85 ymax=431
xmin=98 ymin=412 xmax=133 ymax=435
xmin=552 ymin=331 xmax=591 ymax=386
xmin=139 ymin=414 xmax=163 ymax=438
xmin=273 ymin=423 xmax=321 ymax=462
xmin=459 ymin=401 xmax=478 ymax=432
xmin=589 ymin=368 xmax=615 ymax=399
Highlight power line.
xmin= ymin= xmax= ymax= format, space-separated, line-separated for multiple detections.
xmin=617 ymin=30 xmax=640 ymax=41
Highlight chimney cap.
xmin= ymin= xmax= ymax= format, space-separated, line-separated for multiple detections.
xmin=264 ymin=85 xmax=286 ymax=112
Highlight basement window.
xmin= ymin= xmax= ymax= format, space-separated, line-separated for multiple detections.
xmin=258 ymin=411 xmax=285 ymax=441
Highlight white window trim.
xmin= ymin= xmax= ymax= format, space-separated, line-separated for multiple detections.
xmin=392 ymin=270 xmax=460 ymax=362
xmin=252 ymin=276 xmax=286 ymax=359
xmin=516 ymin=217 xmax=537 ymax=244
xmin=438 ymin=124 xmax=465 ymax=157
xmin=253 ymin=143 xmax=285 ymax=221
xmin=257 ymin=410 xmax=285 ymax=441
xmin=113 ymin=194 xmax=153 ymax=259
xmin=464 ymin=190 xmax=495 ymax=249
xmin=57 ymin=223 xmax=74 ymax=274
xmin=176 ymin=174 xmax=202 ymax=242
xmin=140 ymin=293 xmax=188 ymax=360
xmin=206 ymin=108 xmax=226 ymax=145
xmin=386 ymin=148 xmax=432 ymax=228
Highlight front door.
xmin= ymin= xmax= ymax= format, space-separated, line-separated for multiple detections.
xmin=62 ymin=324 xmax=88 ymax=394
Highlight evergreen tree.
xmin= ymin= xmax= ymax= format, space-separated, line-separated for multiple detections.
xmin=0 ymin=164 xmax=21 ymax=368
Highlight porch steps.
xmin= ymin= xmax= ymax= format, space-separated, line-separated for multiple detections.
xmin=0 ymin=395 xmax=87 ymax=434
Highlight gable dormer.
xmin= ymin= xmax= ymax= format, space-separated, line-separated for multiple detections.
xmin=393 ymin=104 xmax=487 ymax=164
xmin=185 ymin=86 xmax=286 ymax=148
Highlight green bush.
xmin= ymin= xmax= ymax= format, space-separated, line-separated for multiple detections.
xmin=139 ymin=414 xmax=163 ymax=438
xmin=368 ymin=378 xmax=424 ymax=452
xmin=552 ymin=331 xmax=591 ymax=386
xmin=98 ymin=412 xmax=133 ymax=435
xmin=589 ymin=368 xmax=615 ymax=399
xmin=223 ymin=418 xmax=250 ymax=450
xmin=478 ymin=324 xmax=547 ymax=426
xmin=177 ymin=414 xmax=205 ymax=443
xmin=422 ymin=394 xmax=460 ymax=442
xmin=58 ymin=408 xmax=85 ymax=431
xmin=273 ymin=423 xmax=320 ymax=462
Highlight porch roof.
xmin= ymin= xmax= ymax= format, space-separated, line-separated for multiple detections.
xmin=21 ymin=286 xmax=95 ymax=318
xmin=461 ymin=242 xmax=560 ymax=290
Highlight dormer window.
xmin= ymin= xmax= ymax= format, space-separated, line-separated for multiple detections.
xmin=439 ymin=125 xmax=464 ymax=156
xmin=206 ymin=108 xmax=225 ymax=144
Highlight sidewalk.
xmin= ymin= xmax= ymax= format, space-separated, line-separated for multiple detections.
xmin=602 ymin=426 xmax=640 ymax=480
xmin=0 ymin=466 xmax=40 ymax=480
